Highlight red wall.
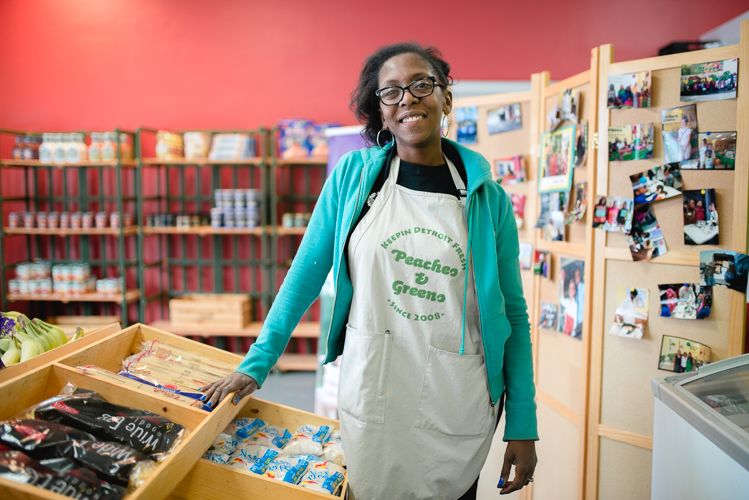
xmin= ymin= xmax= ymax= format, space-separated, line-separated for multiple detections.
xmin=0 ymin=0 xmax=746 ymax=132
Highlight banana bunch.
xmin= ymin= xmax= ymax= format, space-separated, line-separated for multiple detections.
xmin=0 ymin=312 xmax=72 ymax=367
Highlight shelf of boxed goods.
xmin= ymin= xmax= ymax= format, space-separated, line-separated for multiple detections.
xmin=3 ymin=226 xmax=139 ymax=236
xmin=0 ymin=159 xmax=138 ymax=168
xmin=7 ymin=289 xmax=141 ymax=304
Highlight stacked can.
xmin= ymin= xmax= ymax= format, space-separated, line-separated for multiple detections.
xmin=51 ymin=263 xmax=93 ymax=297
xmin=8 ymin=260 xmax=52 ymax=296
xmin=212 ymin=189 xmax=261 ymax=228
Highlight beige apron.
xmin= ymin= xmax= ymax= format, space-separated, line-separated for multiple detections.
xmin=340 ymin=155 xmax=497 ymax=500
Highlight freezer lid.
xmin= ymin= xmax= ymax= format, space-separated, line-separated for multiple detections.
xmin=652 ymin=353 xmax=749 ymax=472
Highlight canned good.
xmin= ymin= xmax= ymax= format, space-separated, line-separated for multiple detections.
xmin=29 ymin=279 xmax=42 ymax=296
xmin=60 ymin=212 xmax=71 ymax=229
xmin=37 ymin=212 xmax=48 ymax=230
xmin=109 ymin=211 xmax=120 ymax=228
xmin=122 ymin=212 xmax=133 ymax=227
xmin=236 ymin=217 xmax=247 ymax=228
xmin=24 ymin=212 xmax=35 ymax=229
xmin=52 ymin=264 xmax=64 ymax=282
xmin=223 ymin=218 xmax=235 ymax=229
xmin=61 ymin=264 xmax=73 ymax=282
xmin=70 ymin=281 xmax=84 ymax=296
xmin=18 ymin=280 xmax=30 ymax=295
xmin=54 ymin=280 xmax=70 ymax=296
xmin=82 ymin=212 xmax=94 ymax=229
xmin=15 ymin=262 xmax=31 ymax=280
xmin=72 ymin=264 xmax=88 ymax=283
xmin=96 ymin=279 xmax=107 ymax=295
xmin=8 ymin=212 xmax=19 ymax=229
xmin=71 ymin=212 xmax=82 ymax=230
xmin=8 ymin=279 xmax=20 ymax=295
xmin=190 ymin=214 xmax=200 ymax=227
xmin=294 ymin=213 xmax=306 ymax=227
xmin=165 ymin=214 xmax=174 ymax=226
xmin=246 ymin=217 xmax=258 ymax=229
xmin=88 ymin=277 xmax=97 ymax=293
xmin=32 ymin=261 xmax=50 ymax=279
xmin=48 ymin=212 xmax=59 ymax=229
xmin=95 ymin=212 xmax=108 ymax=229
xmin=39 ymin=278 xmax=52 ymax=295
xmin=282 ymin=213 xmax=294 ymax=228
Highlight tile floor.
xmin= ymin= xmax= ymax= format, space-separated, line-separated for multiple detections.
xmin=253 ymin=369 xmax=317 ymax=413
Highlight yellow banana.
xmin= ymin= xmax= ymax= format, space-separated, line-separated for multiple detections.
xmin=1 ymin=311 xmax=22 ymax=319
xmin=19 ymin=337 xmax=42 ymax=362
xmin=0 ymin=337 xmax=10 ymax=353
xmin=71 ymin=327 xmax=85 ymax=341
xmin=1 ymin=337 xmax=21 ymax=366
xmin=30 ymin=320 xmax=59 ymax=349
xmin=17 ymin=316 xmax=50 ymax=352
xmin=37 ymin=319 xmax=68 ymax=346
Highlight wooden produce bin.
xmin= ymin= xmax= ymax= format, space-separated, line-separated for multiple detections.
xmin=0 ymin=322 xmax=122 ymax=384
xmin=173 ymin=397 xmax=347 ymax=500
xmin=0 ymin=323 xmax=242 ymax=500
xmin=169 ymin=294 xmax=251 ymax=330
xmin=47 ymin=315 xmax=122 ymax=336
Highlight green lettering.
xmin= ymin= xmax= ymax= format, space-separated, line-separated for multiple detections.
xmin=392 ymin=281 xmax=403 ymax=295
xmin=409 ymin=287 xmax=418 ymax=296
xmin=426 ymin=291 xmax=437 ymax=301
xmin=432 ymin=260 xmax=442 ymax=273
xmin=405 ymin=256 xmax=414 ymax=265
xmin=442 ymin=266 xmax=451 ymax=275
xmin=437 ymin=294 xmax=446 ymax=303
xmin=402 ymin=285 xmax=411 ymax=295
xmin=414 ymin=258 xmax=424 ymax=268
xmin=450 ymin=269 xmax=458 ymax=277
xmin=424 ymin=261 xmax=431 ymax=270
xmin=418 ymin=289 xmax=426 ymax=298
xmin=392 ymin=250 xmax=406 ymax=262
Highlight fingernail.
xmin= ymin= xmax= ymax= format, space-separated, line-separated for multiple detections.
xmin=234 ymin=398 xmax=239 ymax=405
xmin=497 ymin=478 xmax=504 ymax=488
xmin=197 ymin=387 xmax=202 ymax=391
xmin=200 ymin=396 xmax=205 ymax=401
xmin=206 ymin=401 xmax=212 ymax=407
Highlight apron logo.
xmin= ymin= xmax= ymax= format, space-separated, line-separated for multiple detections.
xmin=391 ymin=249 xmax=459 ymax=278
xmin=392 ymin=280 xmax=445 ymax=302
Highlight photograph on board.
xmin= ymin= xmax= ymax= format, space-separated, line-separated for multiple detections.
xmin=630 ymin=164 xmax=683 ymax=204
xmin=533 ymin=250 xmax=550 ymax=278
xmin=627 ymin=205 xmax=667 ymax=261
xmin=539 ymin=124 xmax=576 ymax=193
xmin=683 ymin=189 xmax=719 ymax=245
xmin=659 ymin=283 xmax=712 ymax=320
xmin=695 ymin=131 xmax=737 ymax=170
xmin=558 ymin=88 xmax=579 ymax=123
xmin=592 ymin=196 xmax=634 ymax=234
xmin=519 ymin=242 xmax=533 ymax=271
xmin=607 ymin=70 xmax=652 ymax=109
xmin=494 ymin=155 xmax=526 ymax=184
xmin=538 ymin=302 xmax=558 ymax=330
xmin=455 ymin=106 xmax=478 ymax=144
xmin=511 ymin=193 xmax=526 ymax=230
xmin=699 ymin=250 xmax=749 ymax=294
xmin=608 ymin=123 xmax=654 ymax=161
xmin=543 ymin=190 xmax=569 ymax=242
xmin=609 ymin=287 xmax=649 ymax=340
xmin=557 ymin=258 xmax=584 ymax=340
xmin=680 ymin=58 xmax=738 ymax=102
xmin=487 ymin=103 xmax=522 ymax=134
xmin=574 ymin=120 xmax=588 ymax=168
xmin=662 ymin=104 xmax=699 ymax=167
xmin=564 ymin=182 xmax=587 ymax=225
xmin=658 ymin=335 xmax=711 ymax=373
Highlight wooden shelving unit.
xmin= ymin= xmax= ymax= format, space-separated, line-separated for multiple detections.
xmin=7 ymin=289 xmax=141 ymax=304
xmin=4 ymin=226 xmax=139 ymax=236
xmin=0 ymin=159 xmax=138 ymax=168
xmin=142 ymin=226 xmax=265 ymax=236
xmin=140 ymin=157 xmax=264 ymax=166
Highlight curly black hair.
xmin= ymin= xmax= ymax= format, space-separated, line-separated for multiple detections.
xmin=350 ymin=42 xmax=453 ymax=147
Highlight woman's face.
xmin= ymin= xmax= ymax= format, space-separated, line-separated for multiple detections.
xmin=568 ymin=280 xmax=576 ymax=298
xmin=378 ymin=53 xmax=452 ymax=152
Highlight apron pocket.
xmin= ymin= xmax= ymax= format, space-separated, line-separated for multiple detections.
xmin=338 ymin=325 xmax=392 ymax=424
xmin=413 ymin=345 xmax=490 ymax=437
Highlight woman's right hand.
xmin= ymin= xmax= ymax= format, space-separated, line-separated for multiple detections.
xmin=198 ymin=372 xmax=258 ymax=409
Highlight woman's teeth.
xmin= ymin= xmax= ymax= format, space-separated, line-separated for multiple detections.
xmin=402 ymin=116 xmax=424 ymax=123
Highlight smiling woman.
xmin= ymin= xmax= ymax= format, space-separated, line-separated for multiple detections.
xmin=199 ymin=41 xmax=538 ymax=500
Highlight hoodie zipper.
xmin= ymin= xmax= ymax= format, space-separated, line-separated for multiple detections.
xmin=326 ymin=168 xmax=367 ymax=356
xmin=466 ymin=193 xmax=496 ymax=416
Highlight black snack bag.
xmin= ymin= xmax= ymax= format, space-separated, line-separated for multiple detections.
xmin=32 ymin=391 xmax=186 ymax=458
xmin=65 ymin=440 xmax=157 ymax=488
xmin=0 ymin=450 xmax=126 ymax=500
xmin=0 ymin=419 xmax=95 ymax=456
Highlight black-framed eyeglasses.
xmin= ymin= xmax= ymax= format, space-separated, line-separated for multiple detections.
xmin=375 ymin=76 xmax=445 ymax=106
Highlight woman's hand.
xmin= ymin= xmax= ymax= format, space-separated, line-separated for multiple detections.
xmin=498 ymin=440 xmax=537 ymax=494
xmin=198 ymin=372 xmax=258 ymax=409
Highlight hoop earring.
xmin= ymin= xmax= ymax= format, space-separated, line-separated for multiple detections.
xmin=377 ymin=128 xmax=388 ymax=149
xmin=441 ymin=114 xmax=450 ymax=138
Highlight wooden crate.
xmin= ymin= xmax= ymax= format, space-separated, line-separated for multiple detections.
xmin=47 ymin=315 xmax=122 ymax=336
xmin=0 ymin=323 xmax=122 ymax=384
xmin=173 ymin=397 xmax=347 ymax=500
xmin=0 ymin=323 xmax=242 ymax=500
xmin=169 ymin=294 xmax=251 ymax=330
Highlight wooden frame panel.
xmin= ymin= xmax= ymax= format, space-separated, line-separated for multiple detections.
xmin=587 ymin=22 xmax=749 ymax=499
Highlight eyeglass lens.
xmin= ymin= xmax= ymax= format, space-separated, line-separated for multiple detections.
xmin=379 ymin=78 xmax=435 ymax=105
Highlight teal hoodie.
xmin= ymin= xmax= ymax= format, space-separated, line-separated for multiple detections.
xmin=238 ymin=138 xmax=538 ymax=441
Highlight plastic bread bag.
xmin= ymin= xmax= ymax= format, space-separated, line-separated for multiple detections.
xmin=139 ymin=340 xmax=237 ymax=373
xmin=321 ymin=430 xmax=346 ymax=467
xmin=0 ymin=449 xmax=127 ymax=500
xmin=201 ymin=449 xmax=231 ymax=464
xmin=209 ymin=432 xmax=237 ymax=455
xmin=27 ymin=383 xmax=187 ymax=460
xmin=281 ymin=425 xmax=333 ymax=457
xmin=121 ymin=353 xmax=214 ymax=391
xmin=261 ymin=454 xmax=311 ymax=484
xmin=229 ymin=444 xmax=279 ymax=473
xmin=224 ymin=417 xmax=264 ymax=441
xmin=299 ymin=459 xmax=346 ymax=494
xmin=0 ymin=419 xmax=95 ymax=455
xmin=122 ymin=352 xmax=227 ymax=383
xmin=245 ymin=423 xmax=291 ymax=448
xmin=77 ymin=365 xmax=210 ymax=412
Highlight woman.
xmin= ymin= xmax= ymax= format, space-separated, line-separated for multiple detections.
xmin=678 ymin=117 xmax=692 ymax=161
xmin=198 ymin=43 xmax=537 ymax=499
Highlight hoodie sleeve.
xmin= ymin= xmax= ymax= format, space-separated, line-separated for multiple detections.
xmin=495 ymin=189 xmax=538 ymax=441
xmin=236 ymin=153 xmax=350 ymax=387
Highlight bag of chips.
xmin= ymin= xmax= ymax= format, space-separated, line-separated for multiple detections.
xmin=299 ymin=459 xmax=346 ymax=494
xmin=262 ymin=454 xmax=310 ymax=484
xmin=224 ymin=418 xmax=264 ymax=441
xmin=281 ymin=425 xmax=333 ymax=457
xmin=229 ymin=444 xmax=279 ymax=474
xmin=201 ymin=449 xmax=231 ymax=464
xmin=0 ymin=449 xmax=127 ymax=500
xmin=29 ymin=385 xmax=186 ymax=460
xmin=321 ymin=430 xmax=346 ymax=467
xmin=245 ymin=424 xmax=291 ymax=449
